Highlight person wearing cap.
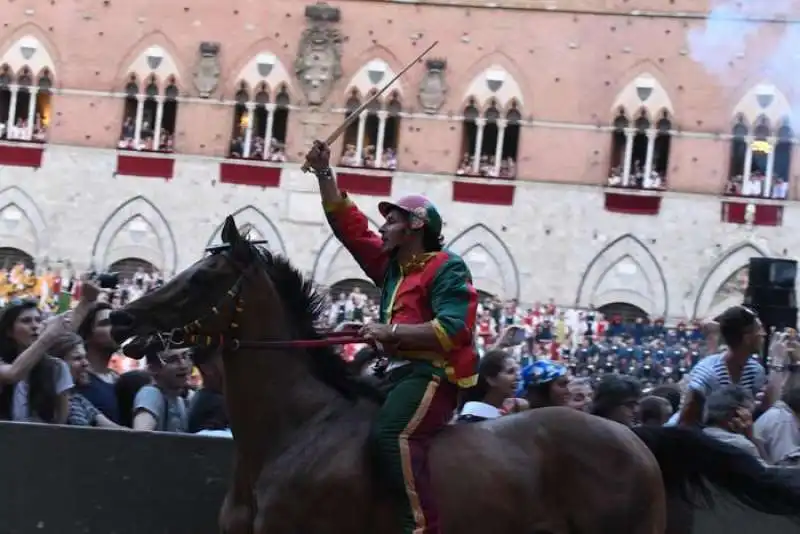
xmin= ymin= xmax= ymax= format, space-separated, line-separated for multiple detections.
xmin=678 ymin=305 xmax=774 ymax=426
xmin=305 ymin=141 xmax=479 ymax=534
xmin=517 ymin=359 xmax=570 ymax=408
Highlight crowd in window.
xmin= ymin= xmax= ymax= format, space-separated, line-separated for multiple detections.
xmin=117 ymin=74 xmax=178 ymax=153
xmin=227 ymin=82 xmax=290 ymax=162
xmin=607 ymin=110 xmax=671 ymax=190
xmin=457 ymin=98 xmax=521 ymax=179
xmin=0 ymin=64 xmax=52 ymax=143
xmin=724 ymin=117 xmax=793 ymax=200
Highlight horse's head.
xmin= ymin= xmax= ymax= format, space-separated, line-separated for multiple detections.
xmin=109 ymin=215 xmax=265 ymax=361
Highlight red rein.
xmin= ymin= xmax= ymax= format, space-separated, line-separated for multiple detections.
xmin=280 ymin=331 xmax=369 ymax=348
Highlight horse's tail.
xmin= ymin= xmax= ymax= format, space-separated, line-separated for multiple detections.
xmin=633 ymin=425 xmax=800 ymax=519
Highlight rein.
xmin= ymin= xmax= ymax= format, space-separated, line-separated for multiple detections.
xmin=149 ymin=251 xmax=372 ymax=355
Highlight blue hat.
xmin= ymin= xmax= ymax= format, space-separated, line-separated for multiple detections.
xmin=517 ymin=359 xmax=567 ymax=397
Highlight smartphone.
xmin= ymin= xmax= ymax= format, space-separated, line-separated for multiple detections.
xmin=508 ymin=326 xmax=528 ymax=345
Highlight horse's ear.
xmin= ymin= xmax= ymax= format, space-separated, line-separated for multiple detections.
xmin=221 ymin=215 xmax=240 ymax=245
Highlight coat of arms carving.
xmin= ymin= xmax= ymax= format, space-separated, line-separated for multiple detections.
xmin=193 ymin=42 xmax=221 ymax=99
xmin=294 ymin=3 xmax=343 ymax=106
xmin=418 ymin=58 xmax=447 ymax=114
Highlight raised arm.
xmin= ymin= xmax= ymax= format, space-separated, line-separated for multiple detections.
xmin=306 ymin=141 xmax=389 ymax=284
xmin=0 ymin=313 xmax=72 ymax=385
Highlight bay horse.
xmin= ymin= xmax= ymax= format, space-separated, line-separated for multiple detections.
xmin=110 ymin=216 xmax=800 ymax=534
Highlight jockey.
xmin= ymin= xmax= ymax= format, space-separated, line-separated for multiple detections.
xmin=306 ymin=140 xmax=478 ymax=534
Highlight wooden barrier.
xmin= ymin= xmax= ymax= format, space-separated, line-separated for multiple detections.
xmin=0 ymin=422 xmax=798 ymax=534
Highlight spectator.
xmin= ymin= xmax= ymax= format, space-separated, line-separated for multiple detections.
xmin=115 ymin=370 xmax=153 ymax=428
xmin=638 ymin=396 xmax=672 ymax=427
xmin=457 ymin=349 xmax=521 ymax=423
xmin=187 ymin=347 xmax=231 ymax=437
xmin=591 ymin=375 xmax=642 ymax=427
xmin=518 ymin=360 xmax=569 ymax=409
xmin=48 ymin=331 xmax=123 ymax=428
xmin=0 ymin=303 xmax=73 ymax=423
xmin=702 ymin=385 xmax=767 ymax=464
xmin=566 ymin=377 xmax=593 ymax=412
xmin=754 ymin=370 xmax=800 ymax=465
xmin=132 ymin=346 xmax=192 ymax=432
xmin=76 ymin=302 xmax=122 ymax=424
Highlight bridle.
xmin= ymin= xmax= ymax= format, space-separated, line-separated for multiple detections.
xmin=137 ymin=245 xmax=369 ymax=356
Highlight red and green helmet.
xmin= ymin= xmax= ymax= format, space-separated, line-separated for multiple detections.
xmin=378 ymin=195 xmax=443 ymax=237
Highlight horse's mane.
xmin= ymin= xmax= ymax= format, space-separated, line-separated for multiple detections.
xmin=252 ymin=247 xmax=385 ymax=404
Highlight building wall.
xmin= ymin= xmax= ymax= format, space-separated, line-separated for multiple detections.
xmin=0 ymin=1 xmax=798 ymax=320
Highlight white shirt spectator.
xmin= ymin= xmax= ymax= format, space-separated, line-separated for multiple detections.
xmin=753 ymin=401 xmax=800 ymax=465
xmin=11 ymin=357 xmax=73 ymax=422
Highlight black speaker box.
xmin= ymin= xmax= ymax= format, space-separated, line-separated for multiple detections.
xmin=747 ymin=257 xmax=797 ymax=289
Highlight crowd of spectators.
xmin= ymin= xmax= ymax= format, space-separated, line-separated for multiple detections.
xmin=340 ymin=144 xmax=398 ymax=170
xmin=228 ymin=135 xmax=288 ymax=162
xmin=4 ymin=261 xmax=800 ymax=465
xmin=1 ymin=113 xmax=48 ymax=143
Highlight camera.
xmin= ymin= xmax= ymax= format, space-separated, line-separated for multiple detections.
xmin=90 ymin=271 xmax=120 ymax=290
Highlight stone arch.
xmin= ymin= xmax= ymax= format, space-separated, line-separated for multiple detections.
xmin=457 ymin=49 xmax=527 ymax=110
xmin=611 ymin=72 xmax=674 ymax=119
xmin=311 ymin=216 xmax=382 ymax=286
xmin=205 ymin=206 xmax=286 ymax=256
xmin=116 ymin=31 xmax=184 ymax=90
xmin=0 ymin=186 xmax=48 ymax=258
xmin=343 ymin=58 xmax=404 ymax=102
xmin=0 ymin=35 xmax=57 ymax=81
xmin=0 ymin=24 xmax=60 ymax=80
xmin=446 ymin=224 xmax=519 ymax=300
xmin=91 ymin=196 xmax=177 ymax=275
xmin=575 ymin=234 xmax=668 ymax=317
xmin=692 ymin=242 xmax=769 ymax=320
xmin=732 ymin=82 xmax=791 ymax=126
xmin=229 ymin=44 xmax=294 ymax=98
xmin=461 ymin=65 xmax=524 ymax=111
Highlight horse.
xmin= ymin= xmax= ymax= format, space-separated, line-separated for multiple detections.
xmin=109 ymin=216 xmax=800 ymax=534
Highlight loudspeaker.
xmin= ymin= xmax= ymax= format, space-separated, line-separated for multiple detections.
xmin=744 ymin=257 xmax=798 ymax=332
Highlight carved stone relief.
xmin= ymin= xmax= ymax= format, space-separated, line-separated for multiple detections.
xmin=418 ymin=58 xmax=447 ymax=114
xmin=193 ymin=42 xmax=221 ymax=98
xmin=294 ymin=3 xmax=343 ymax=106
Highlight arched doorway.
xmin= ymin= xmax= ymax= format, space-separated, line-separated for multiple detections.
xmin=597 ymin=302 xmax=648 ymax=323
xmin=109 ymin=257 xmax=157 ymax=281
xmin=0 ymin=247 xmax=34 ymax=269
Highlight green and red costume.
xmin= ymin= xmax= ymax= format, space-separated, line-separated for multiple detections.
xmin=324 ymin=192 xmax=478 ymax=534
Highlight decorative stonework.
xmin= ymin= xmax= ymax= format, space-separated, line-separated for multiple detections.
xmin=312 ymin=215 xmax=381 ymax=285
xmin=127 ymin=45 xmax=181 ymax=86
xmin=235 ymin=51 xmax=293 ymax=93
xmin=446 ymin=223 xmax=519 ymax=299
xmin=294 ymin=2 xmax=343 ymax=106
xmin=462 ymin=65 xmax=523 ymax=109
xmin=418 ymin=58 xmax=447 ymax=114
xmin=692 ymin=242 xmax=768 ymax=319
xmin=205 ymin=205 xmax=287 ymax=256
xmin=192 ymin=42 xmax=221 ymax=98
xmin=0 ymin=35 xmax=57 ymax=78
xmin=611 ymin=73 xmax=673 ymax=117
xmin=733 ymin=82 xmax=791 ymax=125
xmin=575 ymin=234 xmax=668 ymax=316
xmin=344 ymin=59 xmax=402 ymax=100
xmin=92 ymin=196 xmax=177 ymax=274
xmin=0 ymin=186 xmax=48 ymax=258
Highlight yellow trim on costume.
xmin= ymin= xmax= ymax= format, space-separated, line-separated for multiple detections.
xmin=398 ymin=376 xmax=440 ymax=532
xmin=386 ymin=274 xmax=405 ymax=323
xmin=444 ymin=366 xmax=478 ymax=388
xmin=322 ymin=195 xmax=353 ymax=213
xmin=431 ymin=319 xmax=454 ymax=352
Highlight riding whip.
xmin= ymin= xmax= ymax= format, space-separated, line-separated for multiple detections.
xmin=301 ymin=40 xmax=439 ymax=173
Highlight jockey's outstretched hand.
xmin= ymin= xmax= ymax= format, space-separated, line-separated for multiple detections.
xmin=305 ymin=140 xmax=330 ymax=173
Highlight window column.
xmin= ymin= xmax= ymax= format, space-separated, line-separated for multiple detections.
xmin=152 ymin=96 xmax=165 ymax=151
xmin=354 ymin=110 xmax=368 ymax=165
xmin=643 ymin=129 xmax=657 ymax=184
xmin=622 ymin=127 xmax=635 ymax=185
xmin=471 ymin=118 xmax=486 ymax=174
xmin=764 ymin=136 xmax=777 ymax=196
xmin=242 ymin=102 xmax=255 ymax=158
xmin=25 ymin=87 xmax=38 ymax=140
xmin=6 ymin=84 xmax=18 ymax=133
xmin=743 ymin=136 xmax=754 ymax=182
xmin=493 ymin=119 xmax=508 ymax=176
xmin=133 ymin=94 xmax=145 ymax=148
xmin=262 ymin=103 xmax=275 ymax=160
xmin=374 ymin=110 xmax=388 ymax=168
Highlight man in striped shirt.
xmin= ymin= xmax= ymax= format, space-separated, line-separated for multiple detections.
xmin=679 ymin=306 xmax=769 ymax=426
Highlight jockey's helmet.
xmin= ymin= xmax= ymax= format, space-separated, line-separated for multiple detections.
xmin=378 ymin=195 xmax=442 ymax=237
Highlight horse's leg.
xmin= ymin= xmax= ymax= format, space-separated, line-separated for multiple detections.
xmin=219 ymin=453 xmax=254 ymax=534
